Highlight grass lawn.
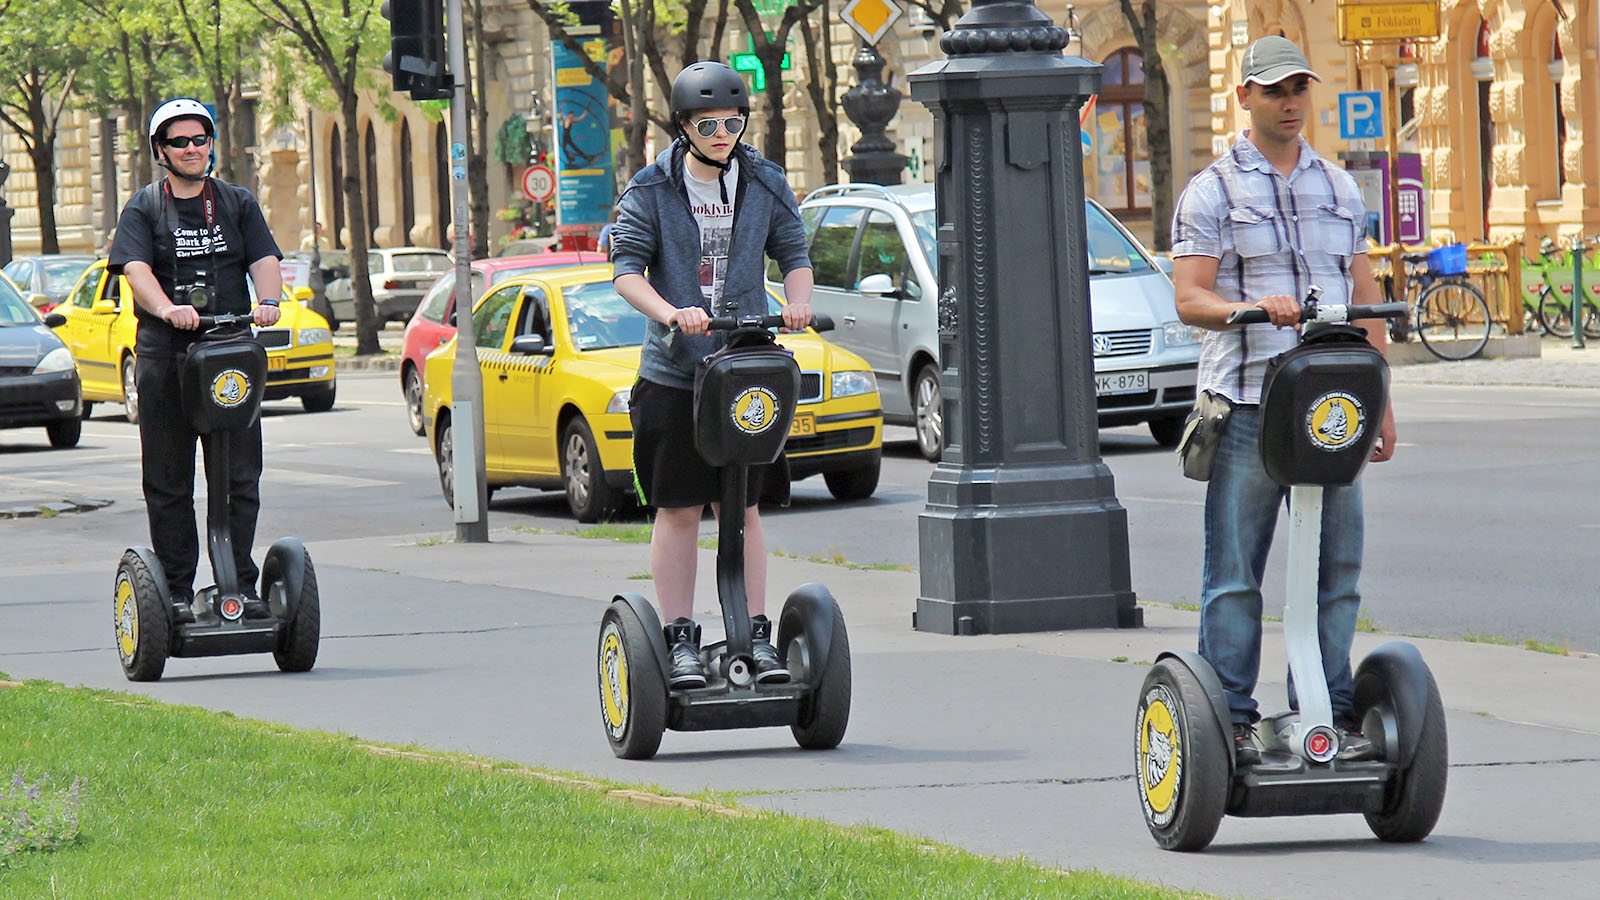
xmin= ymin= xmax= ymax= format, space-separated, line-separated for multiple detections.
xmin=0 ymin=680 xmax=1214 ymax=899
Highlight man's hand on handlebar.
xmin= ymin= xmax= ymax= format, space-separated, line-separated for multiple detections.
xmin=253 ymin=305 xmax=281 ymax=327
xmin=780 ymin=300 xmax=812 ymax=333
xmin=162 ymin=304 xmax=201 ymax=331
xmin=1253 ymin=293 xmax=1302 ymax=329
xmin=669 ymin=306 xmax=709 ymax=336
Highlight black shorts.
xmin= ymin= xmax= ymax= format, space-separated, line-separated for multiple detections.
xmin=630 ymin=378 xmax=788 ymax=509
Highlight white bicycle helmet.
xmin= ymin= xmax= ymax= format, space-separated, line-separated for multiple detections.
xmin=148 ymin=98 xmax=215 ymax=162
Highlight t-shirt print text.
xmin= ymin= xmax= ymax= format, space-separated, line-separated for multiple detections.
xmin=173 ymin=225 xmax=230 ymax=258
xmin=690 ymin=201 xmax=732 ymax=218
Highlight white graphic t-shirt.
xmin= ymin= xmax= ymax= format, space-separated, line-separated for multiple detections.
xmin=684 ymin=158 xmax=738 ymax=314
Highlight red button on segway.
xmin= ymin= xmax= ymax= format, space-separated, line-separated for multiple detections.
xmin=1309 ymin=733 xmax=1330 ymax=757
xmin=220 ymin=597 xmax=242 ymax=620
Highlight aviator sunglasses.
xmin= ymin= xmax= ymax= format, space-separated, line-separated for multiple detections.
xmin=691 ymin=115 xmax=745 ymax=138
xmin=162 ymin=134 xmax=212 ymax=149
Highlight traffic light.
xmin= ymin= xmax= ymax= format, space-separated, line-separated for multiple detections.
xmin=382 ymin=0 xmax=450 ymax=100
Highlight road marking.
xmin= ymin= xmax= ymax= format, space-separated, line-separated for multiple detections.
xmin=266 ymin=470 xmax=400 ymax=489
xmin=1119 ymin=494 xmax=1204 ymax=507
xmin=388 ymin=447 xmax=434 ymax=455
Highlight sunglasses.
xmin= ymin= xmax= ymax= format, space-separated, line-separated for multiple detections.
xmin=162 ymin=134 xmax=212 ymax=149
xmin=691 ymin=115 xmax=745 ymax=138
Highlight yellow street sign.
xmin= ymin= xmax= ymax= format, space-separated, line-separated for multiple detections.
xmin=841 ymin=0 xmax=903 ymax=47
xmin=1337 ymin=1 xmax=1441 ymax=42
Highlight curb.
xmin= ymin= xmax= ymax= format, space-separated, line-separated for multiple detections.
xmin=335 ymin=355 xmax=402 ymax=373
xmin=0 ymin=497 xmax=115 ymax=520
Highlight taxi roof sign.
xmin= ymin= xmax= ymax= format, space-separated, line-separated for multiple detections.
xmin=841 ymin=0 xmax=903 ymax=47
xmin=1337 ymin=0 xmax=1441 ymax=43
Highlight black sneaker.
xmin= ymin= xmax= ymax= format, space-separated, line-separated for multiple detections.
xmin=663 ymin=618 xmax=707 ymax=689
xmin=169 ymin=591 xmax=196 ymax=625
xmin=1232 ymin=721 xmax=1261 ymax=766
xmin=1336 ymin=719 xmax=1379 ymax=761
xmin=749 ymin=615 xmax=790 ymax=684
xmin=241 ymin=588 xmax=271 ymax=620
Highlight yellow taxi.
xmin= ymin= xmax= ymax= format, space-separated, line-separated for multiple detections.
xmin=50 ymin=259 xmax=336 ymax=422
xmin=422 ymin=263 xmax=883 ymax=522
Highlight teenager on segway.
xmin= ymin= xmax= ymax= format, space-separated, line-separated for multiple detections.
xmin=109 ymin=98 xmax=284 ymax=625
xmin=610 ymin=61 xmax=815 ymax=690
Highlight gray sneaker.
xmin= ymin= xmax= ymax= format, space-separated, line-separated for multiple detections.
xmin=663 ymin=618 xmax=707 ymax=689
xmin=1232 ymin=721 xmax=1261 ymax=766
xmin=1336 ymin=722 xmax=1379 ymax=761
xmin=750 ymin=615 xmax=790 ymax=684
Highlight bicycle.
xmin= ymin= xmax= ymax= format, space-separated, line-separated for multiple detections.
xmin=1380 ymin=244 xmax=1492 ymax=360
xmin=1529 ymin=236 xmax=1600 ymax=340
xmin=1518 ymin=240 xmax=1573 ymax=337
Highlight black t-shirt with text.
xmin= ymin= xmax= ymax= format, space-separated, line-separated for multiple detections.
xmin=108 ymin=178 xmax=281 ymax=353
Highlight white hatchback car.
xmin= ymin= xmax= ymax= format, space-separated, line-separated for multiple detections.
xmin=326 ymin=247 xmax=453 ymax=325
xmin=773 ymin=184 xmax=1201 ymax=460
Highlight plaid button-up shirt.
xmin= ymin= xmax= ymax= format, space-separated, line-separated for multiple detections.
xmin=1171 ymin=134 xmax=1369 ymax=404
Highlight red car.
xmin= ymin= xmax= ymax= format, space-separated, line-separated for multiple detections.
xmin=401 ymin=252 xmax=603 ymax=434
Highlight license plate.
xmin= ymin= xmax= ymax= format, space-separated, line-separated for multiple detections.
xmin=789 ymin=412 xmax=815 ymax=437
xmin=268 ymin=356 xmax=287 ymax=372
xmin=1095 ymin=370 xmax=1147 ymax=396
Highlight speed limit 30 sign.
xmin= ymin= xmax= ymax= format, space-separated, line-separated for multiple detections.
xmin=521 ymin=165 xmax=555 ymax=202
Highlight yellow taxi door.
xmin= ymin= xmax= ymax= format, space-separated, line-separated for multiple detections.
xmin=467 ymin=284 xmax=522 ymax=474
xmin=497 ymin=284 xmax=558 ymax=477
xmin=67 ymin=265 xmax=120 ymax=397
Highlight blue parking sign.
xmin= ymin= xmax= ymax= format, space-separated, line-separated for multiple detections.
xmin=1339 ymin=92 xmax=1383 ymax=140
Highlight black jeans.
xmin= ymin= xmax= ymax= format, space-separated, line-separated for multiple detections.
xmin=136 ymin=353 xmax=263 ymax=597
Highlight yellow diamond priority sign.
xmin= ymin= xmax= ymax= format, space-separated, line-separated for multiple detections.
xmin=841 ymin=0 xmax=903 ymax=47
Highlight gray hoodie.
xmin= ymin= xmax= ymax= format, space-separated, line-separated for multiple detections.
xmin=610 ymin=139 xmax=812 ymax=390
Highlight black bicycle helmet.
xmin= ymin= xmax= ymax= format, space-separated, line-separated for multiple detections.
xmin=670 ymin=61 xmax=749 ymax=122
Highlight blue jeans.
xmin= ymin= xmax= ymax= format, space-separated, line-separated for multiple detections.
xmin=1198 ymin=408 xmax=1364 ymax=725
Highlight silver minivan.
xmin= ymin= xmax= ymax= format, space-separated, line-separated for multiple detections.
xmin=773 ymin=184 xmax=1200 ymax=460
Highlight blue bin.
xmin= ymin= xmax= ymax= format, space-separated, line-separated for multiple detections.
xmin=1428 ymin=244 xmax=1468 ymax=276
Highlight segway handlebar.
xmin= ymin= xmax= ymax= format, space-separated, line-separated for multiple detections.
xmin=194 ymin=313 xmax=253 ymax=329
xmin=1225 ymin=293 xmax=1409 ymax=327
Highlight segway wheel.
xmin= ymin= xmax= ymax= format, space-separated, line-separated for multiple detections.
xmin=1135 ymin=660 xmax=1229 ymax=851
xmin=598 ymin=605 xmax=667 ymax=760
xmin=266 ymin=546 xmax=321 ymax=673
xmin=114 ymin=551 xmax=169 ymax=682
xmin=1363 ymin=669 xmax=1448 ymax=842
xmin=783 ymin=598 xmax=851 ymax=750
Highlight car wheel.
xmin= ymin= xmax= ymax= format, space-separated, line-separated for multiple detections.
xmin=301 ymin=383 xmax=336 ymax=413
xmin=1148 ymin=415 xmax=1185 ymax=448
xmin=46 ymin=416 xmax=82 ymax=449
xmin=913 ymin=363 xmax=943 ymax=462
xmin=121 ymin=356 xmax=140 ymax=425
xmin=436 ymin=413 xmax=455 ymax=508
xmin=81 ymin=401 xmax=94 ymax=420
xmin=403 ymin=367 xmax=426 ymax=435
xmin=563 ymin=416 xmax=620 ymax=523
xmin=823 ymin=456 xmax=880 ymax=501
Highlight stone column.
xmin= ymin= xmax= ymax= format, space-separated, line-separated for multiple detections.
xmin=909 ymin=0 xmax=1140 ymax=635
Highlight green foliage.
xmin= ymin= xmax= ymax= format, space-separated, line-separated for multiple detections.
xmin=0 ymin=769 xmax=86 ymax=867
xmin=494 ymin=114 xmax=532 ymax=165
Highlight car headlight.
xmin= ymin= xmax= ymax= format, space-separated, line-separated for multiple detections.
xmin=33 ymin=346 xmax=75 ymax=374
xmin=831 ymin=370 xmax=877 ymax=399
xmin=1163 ymin=321 xmax=1204 ymax=347
xmin=606 ymin=388 xmax=631 ymax=414
xmin=297 ymin=327 xmax=331 ymax=346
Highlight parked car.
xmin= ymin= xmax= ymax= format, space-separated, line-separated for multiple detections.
xmin=3 ymin=255 xmax=97 ymax=312
xmin=774 ymin=184 xmax=1202 ymax=460
xmin=279 ymin=250 xmax=344 ymax=329
xmin=421 ymin=263 xmax=883 ymax=521
xmin=50 ymin=259 xmax=336 ymax=422
xmin=325 ymin=247 xmax=453 ymax=325
xmin=0 ymin=274 xmax=82 ymax=447
xmin=400 ymin=251 xmax=606 ymax=434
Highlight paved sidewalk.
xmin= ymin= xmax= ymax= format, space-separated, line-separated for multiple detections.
xmin=1389 ymin=338 xmax=1600 ymax=389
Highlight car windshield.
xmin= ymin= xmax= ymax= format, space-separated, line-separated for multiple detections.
xmin=41 ymin=258 xmax=94 ymax=293
xmin=563 ymin=281 xmax=648 ymax=350
xmin=909 ymin=210 xmax=937 ymax=263
xmin=0 ymin=279 xmax=40 ymax=326
xmin=1084 ymin=204 xmax=1153 ymax=274
xmin=391 ymin=253 xmax=452 ymax=274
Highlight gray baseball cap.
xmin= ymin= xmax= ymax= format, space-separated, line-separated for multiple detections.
xmin=1240 ymin=35 xmax=1321 ymax=86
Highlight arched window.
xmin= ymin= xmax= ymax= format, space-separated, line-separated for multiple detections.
xmin=329 ymin=125 xmax=346 ymax=250
xmin=435 ymin=123 xmax=450 ymax=250
xmin=364 ymin=122 xmax=380 ymax=244
xmin=1091 ymin=48 xmax=1150 ymax=216
xmin=400 ymin=121 xmax=415 ymax=246
xmin=1471 ymin=18 xmax=1493 ymax=236
xmin=1550 ymin=32 xmax=1566 ymax=191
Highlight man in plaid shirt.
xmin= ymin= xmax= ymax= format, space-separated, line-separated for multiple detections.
xmin=1170 ymin=35 xmax=1396 ymax=766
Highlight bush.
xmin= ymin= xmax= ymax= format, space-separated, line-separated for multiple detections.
xmin=0 ymin=770 xmax=85 ymax=867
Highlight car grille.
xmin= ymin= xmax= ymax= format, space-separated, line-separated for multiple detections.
xmin=1097 ymin=390 xmax=1157 ymax=410
xmin=0 ymin=366 xmax=34 ymax=377
xmin=799 ymin=371 xmax=822 ymax=403
xmin=785 ymin=426 xmax=874 ymax=455
xmin=255 ymin=328 xmax=292 ymax=349
xmin=1093 ymin=329 xmax=1153 ymax=357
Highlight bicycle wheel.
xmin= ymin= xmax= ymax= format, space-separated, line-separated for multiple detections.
xmin=1415 ymin=280 xmax=1490 ymax=360
xmin=1584 ymin=304 xmax=1600 ymax=340
xmin=1538 ymin=287 xmax=1574 ymax=338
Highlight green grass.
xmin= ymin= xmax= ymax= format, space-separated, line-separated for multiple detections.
xmin=570 ymin=523 xmax=654 ymax=544
xmin=626 ymin=573 xmax=652 ymax=581
xmin=0 ymin=682 xmax=1208 ymax=900
xmin=770 ymin=549 xmax=913 ymax=572
xmin=1355 ymin=613 xmax=1381 ymax=633
xmin=414 ymin=535 xmax=446 ymax=547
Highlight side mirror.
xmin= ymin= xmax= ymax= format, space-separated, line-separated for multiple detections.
xmin=91 ymin=298 xmax=116 ymax=315
xmin=1153 ymin=255 xmax=1175 ymax=276
xmin=291 ymin=285 xmax=314 ymax=302
xmin=43 ymin=312 xmax=67 ymax=328
xmin=510 ymin=333 xmax=549 ymax=355
xmin=857 ymin=273 xmax=897 ymax=296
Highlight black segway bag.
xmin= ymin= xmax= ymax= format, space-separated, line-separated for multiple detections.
xmin=1258 ymin=325 xmax=1389 ymax=487
xmin=179 ymin=332 xmax=267 ymax=434
xmin=693 ymin=333 xmax=800 ymax=467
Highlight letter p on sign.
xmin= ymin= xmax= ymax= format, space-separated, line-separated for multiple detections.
xmin=1339 ymin=91 xmax=1383 ymax=140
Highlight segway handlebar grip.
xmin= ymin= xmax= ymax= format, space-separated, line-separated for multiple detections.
xmin=1224 ymin=306 xmax=1273 ymax=326
xmin=195 ymin=313 xmax=251 ymax=329
xmin=704 ymin=314 xmax=830 ymax=332
xmin=1346 ymin=301 xmax=1410 ymax=321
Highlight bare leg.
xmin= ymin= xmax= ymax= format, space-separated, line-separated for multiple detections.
xmin=651 ymin=505 xmax=704 ymax=622
xmin=743 ymin=505 xmax=767 ymax=618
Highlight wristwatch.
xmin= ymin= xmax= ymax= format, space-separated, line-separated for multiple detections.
xmin=260 ymin=299 xmax=280 ymax=307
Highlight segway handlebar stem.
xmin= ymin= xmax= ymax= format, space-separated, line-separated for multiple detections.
xmin=1225 ymin=290 xmax=1408 ymax=327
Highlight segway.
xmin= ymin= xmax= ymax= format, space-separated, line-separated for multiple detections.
xmin=598 ymin=314 xmax=851 ymax=759
xmin=1135 ymin=291 xmax=1447 ymax=851
xmin=114 ymin=313 xmax=320 ymax=681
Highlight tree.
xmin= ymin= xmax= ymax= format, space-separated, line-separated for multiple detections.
xmin=906 ymin=0 xmax=963 ymax=31
xmin=0 ymin=0 xmax=83 ymax=253
xmin=173 ymin=0 xmax=265 ymax=184
xmin=465 ymin=0 xmax=490 ymax=258
xmin=731 ymin=0 xmax=824 ymax=166
xmin=71 ymin=0 xmax=192 ymax=188
xmin=1118 ymin=0 xmax=1173 ymax=252
xmin=247 ymin=0 xmax=387 ymax=354
xmin=794 ymin=0 xmax=839 ymax=184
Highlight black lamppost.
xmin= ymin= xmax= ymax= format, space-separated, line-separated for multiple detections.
xmin=908 ymin=0 xmax=1140 ymax=634
xmin=841 ymin=43 xmax=907 ymax=185
xmin=0 ymin=161 xmax=13 ymax=269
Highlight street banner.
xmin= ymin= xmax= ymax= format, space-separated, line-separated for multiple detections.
xmin=551 ymin=37 xmax=615 ymax=231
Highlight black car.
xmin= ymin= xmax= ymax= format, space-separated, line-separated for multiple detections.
xmin=3 ymin=254 xmax=96 ymax=312
xmin=0 ymin=276 xmax=81 ymax=448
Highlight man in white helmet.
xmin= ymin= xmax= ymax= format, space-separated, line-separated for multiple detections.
xmin=107 ymin=98 xmax=285 ymax=621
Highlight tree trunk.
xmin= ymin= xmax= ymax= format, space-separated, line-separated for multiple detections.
xmin=212 ymin=89 xmax=235 ymax=183
xmin=468 ymin=0 xmax=490 ymax=259
xmin=798 ymin=7 xmax=838 ymax=185
xmin=619 ymin=0 xmax=648 ymax=176
xmin=1120 ymin=0 xmax=1172 ymax=251
xmin=341 ymin=97 xmax=380 ymax=355
xmin=30 ymin=135 xmax=59 ymax=254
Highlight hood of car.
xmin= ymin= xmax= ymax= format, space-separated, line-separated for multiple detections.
xmin=1088 ymin=270 xmax=1181 ymax=333
xmin=0 ymin=322 xmax=67 ymax=366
